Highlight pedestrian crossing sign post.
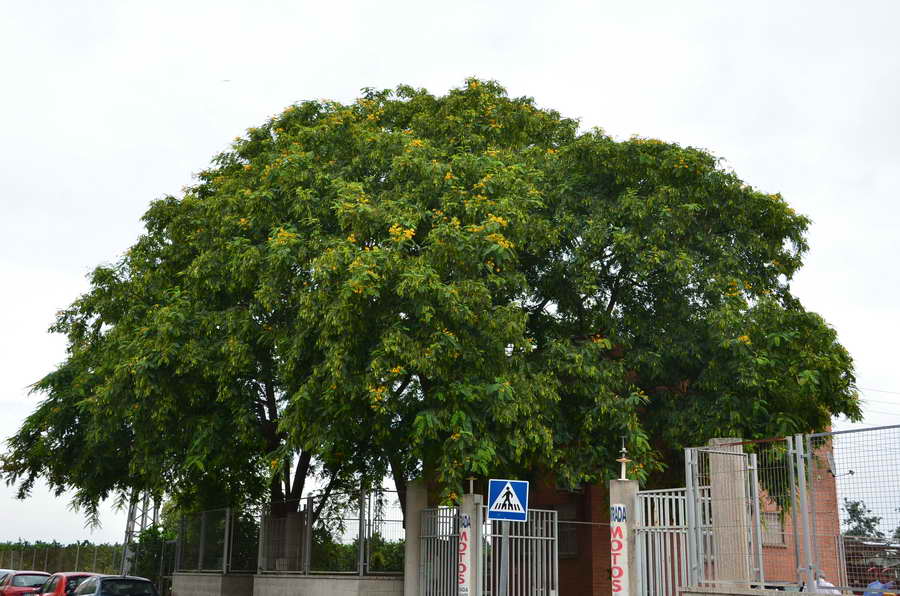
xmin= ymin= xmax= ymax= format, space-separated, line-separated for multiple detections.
xmin=487 ymin=479 xmax=529 ymax=522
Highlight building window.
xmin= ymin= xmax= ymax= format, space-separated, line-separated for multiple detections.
xmin=762 ymin=511 xmax=785 ymax=546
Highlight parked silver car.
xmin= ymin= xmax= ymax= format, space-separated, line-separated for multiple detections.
xmin=71 ymin=576 xmax=157 ymax=596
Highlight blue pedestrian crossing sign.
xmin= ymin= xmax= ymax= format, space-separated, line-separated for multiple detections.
xmin=487 ymin=479 xmax=529 ymax=522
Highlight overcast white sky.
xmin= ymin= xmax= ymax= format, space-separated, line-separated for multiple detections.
xmin=2 ymin=0 xmax=899 ymax=543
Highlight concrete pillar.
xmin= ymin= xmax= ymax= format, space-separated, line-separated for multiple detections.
xmin=708 ymin=437 xmax=751 ymax=588
xmin=608 ymin=479 xmax=638 ymax=595
xmin=404 ymin=480 xmax=427 ymax=596
xmin=458 ymin=492 xmax=483 ymax=596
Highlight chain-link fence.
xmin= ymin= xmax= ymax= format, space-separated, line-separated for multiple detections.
xmin=808 ymin=425 xmax=900 ymax=591
xmin=177 ymin=489 xmax=404 ymax=576
xmin=176 ymin=508 xmax=229 ymax=572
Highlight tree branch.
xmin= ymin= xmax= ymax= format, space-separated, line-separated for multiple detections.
xmin=312 ymin=467 xmax=342 ymax=524
xmin=289 ymin=451 xmax=312 ymax=500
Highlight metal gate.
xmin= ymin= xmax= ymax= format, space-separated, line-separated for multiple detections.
xmin=420 ymin=505 xmax=558 ymax=596
xmin=685 ymin=444 xmax=765 ymax=588
xmin=635 ymin=488 xmax=693 ymax=596
xmin=481 ymin=507 xmax=558 ymax=596
xmin=420 ymin=507 xmax=460 ymax=596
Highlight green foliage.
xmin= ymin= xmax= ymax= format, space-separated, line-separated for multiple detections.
xmin=367 ymin=533 xmax=404 ymax=573
xmin=309 ymin=525 xmax=357 ymax=572
xmin=2 ymin=79 xmax=860 ymax=509
xmin=131 ymin=527 xmax=174 ymax=579
xmin=307 ymin=528 xmax=403 ymax=573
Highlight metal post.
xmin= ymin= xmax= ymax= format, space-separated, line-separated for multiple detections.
xmin=140 ymin=493 xmax=150 ymax=531
xmin=804 ymin=434 xmax=820 ymax=577
xmin=304 ymin=496 xmax=313 ymax=574
xmin=475 ymin=500 xmax=484 ymax=596
xmin=498 ymin=521 xmax=509 ymax=596
xmin=121 ymin=493 xmax=137 ymax=575
xmin=749 ymin=453 xmax=766 ymax=586
xmin=222 ymin=508 xmax=232 ymax=574
xmin=786 ymin=436 xmax=802 ymax=584
xmin=636 ymin=493 xmax=644 ymax=596
xmin=685 ymin=448 xmax=704 ymax=586
xmin=357 ymin=491 xmax=366 ymax=577
xmin=158 ymin=540 xmax=167 ymax=590
xmin=794 ymin=434 xmax=816 ymax=590
xmin=256 ymin=509 xmax=267 ymax=573
xmin=198 ymin=511 xmax=207 ymax=570
xmin=175 ymin=518 xmax=183 ymax=573
xmin=552 ymin=508 xmax=559 ymax=595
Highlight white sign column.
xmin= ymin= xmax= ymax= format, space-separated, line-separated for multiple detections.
xmin=459 ymin=491 xmax=482 ymax=596
xmin=609 ymin=478 xmax=638 ymax=595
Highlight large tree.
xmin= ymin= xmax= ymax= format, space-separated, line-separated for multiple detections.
xmin=3 ymin=80 xmax=860 ymax=514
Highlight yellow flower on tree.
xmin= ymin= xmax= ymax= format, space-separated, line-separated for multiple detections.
xmin=486 ymin=233 xmax=513 ymax=249
xmin=389 ymin=224 xmax=415 ymax=241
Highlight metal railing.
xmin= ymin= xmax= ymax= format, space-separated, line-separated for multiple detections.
xmin=635 ymin=487 xmax=695 ymax=596
xmin=176 ymin=489 xmax=404 ymax=576
xmin=481 ymin=507 xmax=558 ymax=596
xmin=419 ymin=506 xmax=459 ymax=596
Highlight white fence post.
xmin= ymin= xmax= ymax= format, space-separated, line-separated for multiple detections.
xmin=609 ymin=478 xmax=639 ymax=595
xmin=458 ymin=490 xmax=482 ymax=596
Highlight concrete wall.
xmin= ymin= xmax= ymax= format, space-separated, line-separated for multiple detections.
xmin=252 ymin=575 xmax=402 ymax=596
xmin=172 ymin=573 xmax=254 ymax=596
xmin=680 ymin=589 xmax=795 ymax=596
xmin=173 ymin=573 xmax=402 ymax=596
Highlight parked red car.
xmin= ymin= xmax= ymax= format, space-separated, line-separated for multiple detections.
xmin=35 ymin=573 xmax=97 ymax=596
xmin=0 ymin=571 xmax=50 ymax=595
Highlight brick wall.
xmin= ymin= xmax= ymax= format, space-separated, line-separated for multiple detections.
xmin=760 ymin=443 xmax=843 ymax=585
xmin=530 ymin=479 xmax=611 ymax=596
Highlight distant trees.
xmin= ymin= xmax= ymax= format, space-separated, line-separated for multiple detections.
xmin=843 ymin=498 xmax=885 ymax=538
xmin=842 ymin=498 xmax=900 ymax=542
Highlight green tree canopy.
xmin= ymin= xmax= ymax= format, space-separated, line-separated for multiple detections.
xmin=2 ymin=79 xmax=860 ymax=513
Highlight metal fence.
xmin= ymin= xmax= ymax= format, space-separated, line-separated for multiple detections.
xmin=808 ymin=425 xmax=900 ymax=590
xmin=177 ymin=508 xmax=230 ymax=572
xmin=418 ymin=506 xmax=558 ymax=596
xmin=685 ymin=442 xmax=766 ymax=589
xmin=481 ymin=507 xmax=558 ymax=596
xmin=0 ymin=538 xmax=175 ymax=595
xmin=177 ymin=489 xmax=404 ymax=576
xmin=635 ymin=487 xmax=695 ymax=596
xmin=0 ymin=543 xmax=124 ymax=574
xmin=670 ymin=425 xmax=900 ymax=593
xmin=419 ymin=506 xmax=459 ymax=596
